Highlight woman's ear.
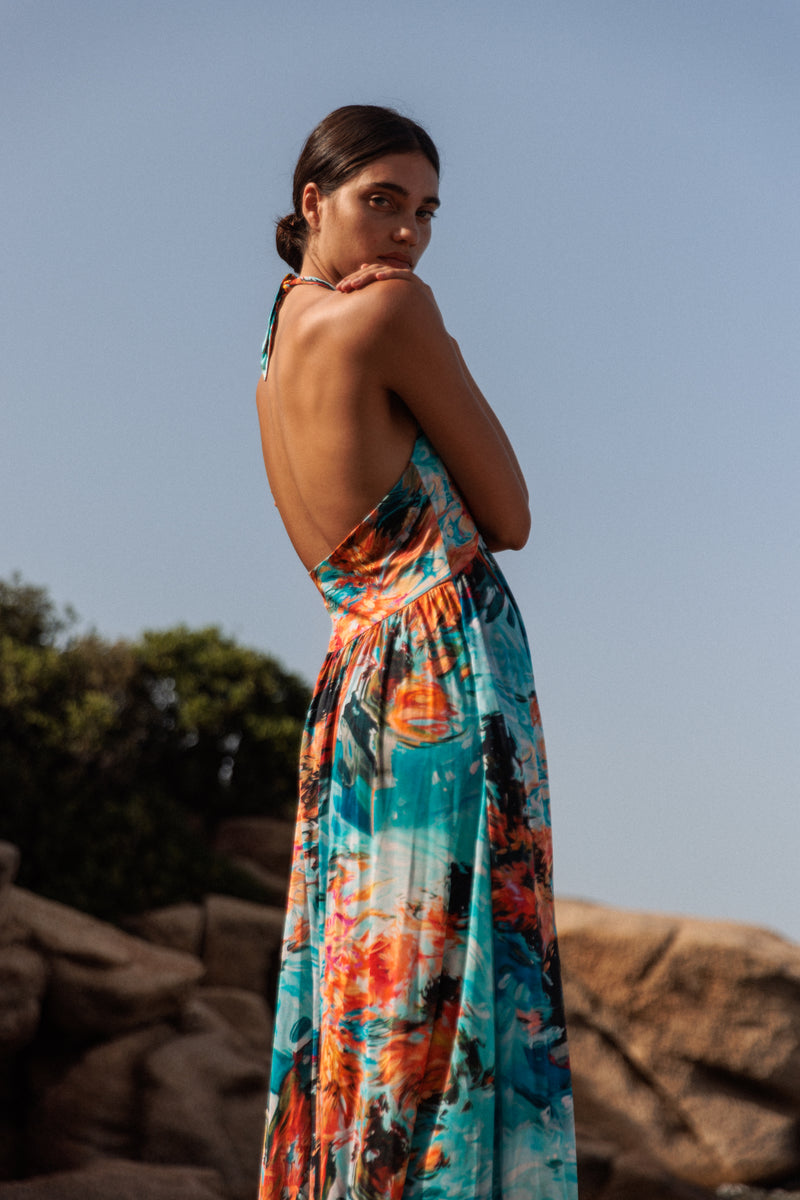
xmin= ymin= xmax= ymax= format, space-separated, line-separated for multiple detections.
xmin=302 ymin=182 xmax=323 ymax=232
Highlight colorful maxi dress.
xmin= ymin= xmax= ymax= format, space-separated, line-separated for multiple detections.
xmin=259 ymin=275 xmax=578 ymax=1200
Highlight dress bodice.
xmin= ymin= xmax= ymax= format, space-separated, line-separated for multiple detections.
xmin=311 ymin=433 xmax=480 ymax=651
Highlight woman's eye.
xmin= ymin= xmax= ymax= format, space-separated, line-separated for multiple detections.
xmin=370 ymin=195 xmax=391 ymax=208
xmin=418 ymin=209 xmax=437 ymax=223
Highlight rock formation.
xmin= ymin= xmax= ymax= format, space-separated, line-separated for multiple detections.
xmin=0 ymin=841 xmax=272 ymax=1200
xmin=212 ymin=817 xmax=294 ymax=907
xmin=557 ymin=898 xmax=800 ymax=1199
xmin=1 ymin=836 xmax=799 ymax=1200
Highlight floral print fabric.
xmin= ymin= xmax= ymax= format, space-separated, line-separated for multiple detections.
xmin=259 ymin=278 xmax=577 ymax=1200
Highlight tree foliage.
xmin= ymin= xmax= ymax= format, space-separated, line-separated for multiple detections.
xmin=0 ymin=575 xmax=310 ymax=920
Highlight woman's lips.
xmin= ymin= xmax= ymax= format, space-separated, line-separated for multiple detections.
xmin=378 ymin=255 xmax=412 ymax=269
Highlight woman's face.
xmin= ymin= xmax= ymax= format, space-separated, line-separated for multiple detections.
xmin=302 ymin=152 xmax=440 ymax=283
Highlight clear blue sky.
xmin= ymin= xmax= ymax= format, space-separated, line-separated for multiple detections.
xmin=2 ymin=1 xmax=798 ymax=940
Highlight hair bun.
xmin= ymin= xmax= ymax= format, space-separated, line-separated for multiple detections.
xmin=275 ymin=211 xmax=306 ymax=272
xmin=277 ymin=211 xmax=304 ymax=233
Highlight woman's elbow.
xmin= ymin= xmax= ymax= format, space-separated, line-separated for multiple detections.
xmin=484 ymin=507 xmax=531 ymax=552
xmin=508 ymin=519 xmax=531 ymax=551
xmin=503 ymin=514 xmax=531 ymax=551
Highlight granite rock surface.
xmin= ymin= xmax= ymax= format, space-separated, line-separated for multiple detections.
xmin=1 ymin=835 xmax=798 ymax=1200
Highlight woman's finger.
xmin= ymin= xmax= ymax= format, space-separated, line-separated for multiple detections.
xmin=336 ymin=263 xmax=416 ymax=292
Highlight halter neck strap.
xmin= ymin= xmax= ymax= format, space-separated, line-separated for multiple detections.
xmin=261 ymin=273 xmax=336 ymax=377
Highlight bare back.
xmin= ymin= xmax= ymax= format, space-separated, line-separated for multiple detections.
xmin=256 ymin=278 xmax=418 ymax=572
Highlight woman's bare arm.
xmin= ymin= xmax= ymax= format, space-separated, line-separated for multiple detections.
xmin=447 ymin=334 xmax=529 ymax=503
xmin=334 ymin=274 xmax=530 ymax=550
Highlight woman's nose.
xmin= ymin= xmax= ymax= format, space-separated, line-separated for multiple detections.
xmin=393 ymin=221 xmax=419 ymax=245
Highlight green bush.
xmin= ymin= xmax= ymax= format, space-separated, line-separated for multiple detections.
xmin=0 ymin=575 xmax=309 ymax=921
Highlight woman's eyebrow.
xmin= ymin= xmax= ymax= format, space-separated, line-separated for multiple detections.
xmin=369 ymin=180 xmax=441 ymax=207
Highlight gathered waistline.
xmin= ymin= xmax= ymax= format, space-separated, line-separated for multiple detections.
xmin=323 ymin=554 xmax=485 ymax=656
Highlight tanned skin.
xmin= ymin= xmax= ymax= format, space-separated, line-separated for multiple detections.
xmin=256 ymin=152 xmax=530 ymax=571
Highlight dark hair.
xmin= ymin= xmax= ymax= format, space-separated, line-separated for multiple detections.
xmin=275 ymin=105 xmax=440 ymax=272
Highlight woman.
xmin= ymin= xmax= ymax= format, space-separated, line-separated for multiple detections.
xmin=256 ymin=106 xmax=578 ymax=1200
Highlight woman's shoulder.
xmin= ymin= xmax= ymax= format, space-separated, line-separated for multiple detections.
xmin=322 ymin=277 xmax=442 ymax=358
xmin=274 ymin=277 xmax=443 ymax=383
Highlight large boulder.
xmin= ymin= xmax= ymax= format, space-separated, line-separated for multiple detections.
xmin=140 ymin=998 xmax=268 ymax=1200
xmin=126 ymin=893 xmax=287 ymax=998
xmin=213 ymin=818 xmax=294 ymax=904
xmin=25 ymin=1024 xmax=175 ymax=1172
xmin=22 ymin=999 xmax=269 ymax=1196
xmin=214 ymin=817 xmax=294 ymax=879
xmin=557 ymin=899 xmax=800 ymax=1194
xmin=202 ymin=894 xmax=285 ymax=996
xmin=200 ymin=985 xmax=274 ymax=1058
xmin=0 ymin=842 xmax=21 ymax=934
xmin=123 ymin=902 xmax=204 ymax=958
xmin=0 ymin=842 xmax=20 ymax=892
xmin=717 ymin=1189 xmax=800 ymax=1200
xmin=0 ymin=1158 xmax=227 ymax=1199
xmin=576 ymin=1140 xmax=717 ymax=1200
xmin=0 ymin=945 xmax=47 ymax=1058
xmin=8 ymin=888 xmax=204 ymax=1036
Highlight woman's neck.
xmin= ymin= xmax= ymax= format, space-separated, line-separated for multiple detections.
xmin=298 ymin=251 xmax=335 ymax=286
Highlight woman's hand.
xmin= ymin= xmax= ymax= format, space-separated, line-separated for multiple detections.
xmin=336 ymin=264 xmax=444 ymax=332
xmin=337 ymin=262 xmax=426 ymax=294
